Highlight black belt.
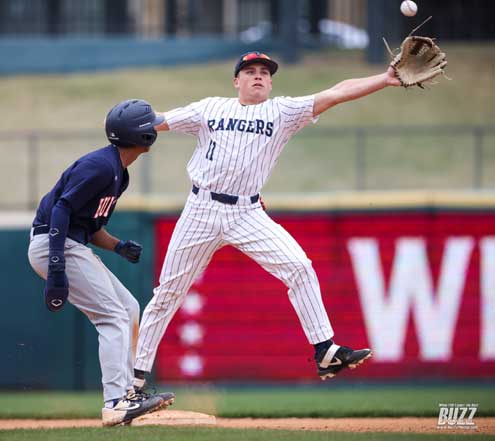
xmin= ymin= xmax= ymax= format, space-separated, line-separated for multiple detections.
xmin=192 ymin=185 xmax=259 ymax=205
xmin=32 ymin=225 xmax=50 ymax=236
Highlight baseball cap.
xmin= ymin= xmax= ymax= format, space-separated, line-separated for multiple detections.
xmin=234 ymin=51 xmax=278 ymax=77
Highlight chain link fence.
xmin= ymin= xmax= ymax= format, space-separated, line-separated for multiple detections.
xmin=0 ymin=0 xmax=493 ymax=40
xmin=1 ymin=125 xmax=494 ymax=210
xmin=1 ymin=0 xmax=493 ymax=74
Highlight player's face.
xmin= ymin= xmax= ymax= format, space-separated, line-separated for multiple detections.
xmin=234 ymin=63 xmax=273 ymax=104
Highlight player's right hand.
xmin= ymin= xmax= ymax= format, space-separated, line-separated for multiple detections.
xmin=114 ymin=240 xmax=142 ymax=263
xmin=45 ymin=270 xmax=69 ymax=312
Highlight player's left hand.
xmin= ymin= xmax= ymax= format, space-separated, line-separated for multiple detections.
xmin=386 ymin=66 xmax=401 ymax=87
xmin=45 ymin=270 xmax=69 ymax=312
xmin=114 ymin=240 xmax=143 ymax=263
xmin=387 ymin=35 xmax=447 ymax=88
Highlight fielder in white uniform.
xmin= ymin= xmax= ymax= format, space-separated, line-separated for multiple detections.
xmin=133 ymin=52 xmax=401 ymax=386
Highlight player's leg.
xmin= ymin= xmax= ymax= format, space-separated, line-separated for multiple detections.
xmin=28 ymin=234 xmax=164 ymax=420
xmin=98 ymin=265 xmax=140 ymax=392
xmin=29 ymin=235 xmax=131 ymax=400
xmin=70 ymin=253 xmax=166 ymax=423
xmin=101 ymin=266 xmax=176 ymax=408
xmin=224 ymin=207 xmax=333 ymax=343
xmin=224 ymin=207 xmax=371 ymax=379
xmin=135 ymin=198 xmax=223 ymax=374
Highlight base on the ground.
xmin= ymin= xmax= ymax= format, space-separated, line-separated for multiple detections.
xmin=131 ymin=410 xmax=216 ymax=426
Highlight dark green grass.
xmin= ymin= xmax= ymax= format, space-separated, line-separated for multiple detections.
xmin=1 ymin=385 xmax=494 ymax=419
xmin=0 ymin=427 xmax=492 ymax=441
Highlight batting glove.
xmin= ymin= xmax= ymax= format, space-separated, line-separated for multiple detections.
xmin=45 ymin=268 xmax=69 ymax=312
xmin=114 ymin=240 xmax=142 ymax=263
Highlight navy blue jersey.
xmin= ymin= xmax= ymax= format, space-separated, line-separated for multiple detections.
xmin=34 ymin=145 xmax=129 ymax=244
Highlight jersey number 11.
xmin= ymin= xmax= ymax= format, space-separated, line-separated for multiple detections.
xmin=206 ymin=140 xmax=216 ymax=161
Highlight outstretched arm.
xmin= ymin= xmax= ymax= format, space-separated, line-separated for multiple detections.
xmin=313 ymin=67 xmax=400 ymax=117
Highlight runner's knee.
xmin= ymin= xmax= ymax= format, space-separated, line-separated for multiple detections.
xmin=127 ymin=296 xmax=140 ymax=321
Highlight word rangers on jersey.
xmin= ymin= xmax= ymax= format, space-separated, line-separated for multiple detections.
xmin=207 ymin=118 xmax=274 ymax=136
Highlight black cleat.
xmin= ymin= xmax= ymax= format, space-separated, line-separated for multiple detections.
xmin=315 ymin=343 xmax=372 ymax=380
xmin=134 ymin=381 xmax=175 ymax=410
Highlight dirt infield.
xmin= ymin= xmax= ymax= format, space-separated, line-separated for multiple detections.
xmin=218 ymin=417 xmax=495 ymax=434
xmin=1 ymin=416 xmax=494 ymax=434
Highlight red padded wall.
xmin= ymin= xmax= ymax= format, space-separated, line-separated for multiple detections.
xmin=153 ymin=211 xmax=495 ymax=381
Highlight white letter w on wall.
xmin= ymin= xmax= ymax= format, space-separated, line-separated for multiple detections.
xmin=348 ymin=238 xmax=474 ymax=362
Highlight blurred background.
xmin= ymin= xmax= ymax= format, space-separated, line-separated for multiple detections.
xmin=1 ymin=0 xmax=494 ymax=418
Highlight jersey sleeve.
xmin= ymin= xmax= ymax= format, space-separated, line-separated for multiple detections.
xmin=60 ymin=159 xmax=113 ymax=212
xmin=164 ymin=97 xmax=211 ymax=136
xmin=275 ymin=95 xmax=319 ymax=136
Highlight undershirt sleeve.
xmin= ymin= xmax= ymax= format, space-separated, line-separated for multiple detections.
xmin=48 ymin=199 xmax=71 ymax=269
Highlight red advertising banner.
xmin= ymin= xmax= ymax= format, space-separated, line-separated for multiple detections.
xmin=154 ymin=211 xmax=495 ymax=381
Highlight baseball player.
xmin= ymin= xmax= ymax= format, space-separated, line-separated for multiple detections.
xmin=28 ymin=99 xmax=174 ymax=426
xmin=133 ymin=52 xmax=401 ymax=389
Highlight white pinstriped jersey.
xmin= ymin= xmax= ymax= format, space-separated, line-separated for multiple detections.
xmin=135 ymin=94 xmax=335 ymax=373
xmin=164 ymin=95 xmax=317 ymax=195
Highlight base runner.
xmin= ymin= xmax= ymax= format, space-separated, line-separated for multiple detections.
xmin=28 ymin=100 xmax=174 ymax=426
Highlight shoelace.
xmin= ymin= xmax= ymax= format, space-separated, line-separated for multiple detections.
xmin=128 ymin=386 xmax=157 ymax=401
xmin=125 ymin=390 xmax=147 ymax=402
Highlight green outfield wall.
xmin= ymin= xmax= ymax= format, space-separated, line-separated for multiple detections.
xmin=2 ymin=211 xmax=156 ymax=391
xmin=3 ymin=191 xmax=495 ymax=390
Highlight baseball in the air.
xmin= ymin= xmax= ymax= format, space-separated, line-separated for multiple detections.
xmin=400 ymin=0 xmax=418 ymax=17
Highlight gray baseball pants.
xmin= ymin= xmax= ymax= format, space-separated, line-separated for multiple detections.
xmin=28 ymin=232 xmax=139 ymax=402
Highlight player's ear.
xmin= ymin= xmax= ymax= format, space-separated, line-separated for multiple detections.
xmin=233 ymin=76 xmax=240 ymax=90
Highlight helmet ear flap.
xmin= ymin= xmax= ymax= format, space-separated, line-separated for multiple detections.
xmin=141 ymin=131 xmax=157 ymax=145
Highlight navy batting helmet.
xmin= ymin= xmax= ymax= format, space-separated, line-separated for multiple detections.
xmin=105 ymin=99 xmax=164 ymax=148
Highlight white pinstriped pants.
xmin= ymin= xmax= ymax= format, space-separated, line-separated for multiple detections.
xmin=135 ymin=191 xmax=334 ymax=372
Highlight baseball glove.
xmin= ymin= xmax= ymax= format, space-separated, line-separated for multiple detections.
xmin=389 ymin=35 xmax=447 ymax=88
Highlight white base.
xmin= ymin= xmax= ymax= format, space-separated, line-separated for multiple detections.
xmin=130 ymin=409 xmax=216 ymax=426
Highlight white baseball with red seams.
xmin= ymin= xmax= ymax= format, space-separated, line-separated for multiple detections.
xmin=134 ymin=95 xmax=335 ymax=372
